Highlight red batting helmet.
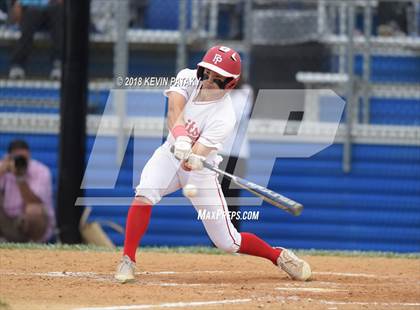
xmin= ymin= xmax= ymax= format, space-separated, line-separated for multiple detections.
xmin=197 ymin=45 xmax=241 ymax=89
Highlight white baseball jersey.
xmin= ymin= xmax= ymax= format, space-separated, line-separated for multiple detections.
xmin=164 ymin=68 xmax=236 ymax=165
xmin=135 ymin=68 xmax=242 ymax=253
xmin=219 ymin=84 xmax=253 ymax=159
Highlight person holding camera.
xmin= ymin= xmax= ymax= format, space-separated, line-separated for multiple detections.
xmin=0 ymin=139 xmax=54 ymax=242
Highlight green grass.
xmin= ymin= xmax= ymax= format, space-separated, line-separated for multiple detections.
xmin=0 ymin=242 xmax=118 ymax=252
xmin=0 ymin=243 xmax=225 ymax=255
xmin=0 ymin=242 xmax=419 ymax=259
xmin=296 ymin=249 xmax=420 ymax=259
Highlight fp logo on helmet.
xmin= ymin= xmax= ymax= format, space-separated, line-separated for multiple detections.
xmin=212 ymin=54 xmax=223 ymax=64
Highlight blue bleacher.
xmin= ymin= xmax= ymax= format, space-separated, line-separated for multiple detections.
xmin=1 ymin=133 xmax=419 ymax=252
xmin=1 ymin=51 xmax=419 ymax=123
xmin=354 ymin=55 xmax=420 ymax=83
xmin=1 ymin=8 xmax=419 ymax=252
xmin=145 ymin=0 xmax=191 ymax=30
xmin=369 ymin=98 xmax=420 ymax=126
xmin=331 ymin=54 xmax=420 ymax=83
xmin=337 ymin=54 xmax=420 ymax=125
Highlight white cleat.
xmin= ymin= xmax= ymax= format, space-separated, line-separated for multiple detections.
xmin=277 ymin=248 xmax=311 ymax=281
xmin=115 ymin=255 xmax=136 ymax=283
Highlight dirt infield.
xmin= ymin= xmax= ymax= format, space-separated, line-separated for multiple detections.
xmin=0 ymin=248 xmax=419 ymax=310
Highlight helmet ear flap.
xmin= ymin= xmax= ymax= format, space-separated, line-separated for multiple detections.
xmin=197 ymin=67 xmax=204 ymax=80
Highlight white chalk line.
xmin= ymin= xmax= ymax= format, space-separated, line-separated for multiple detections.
xmin=140 ymin=270 xmax=228 ymax=275
xmin=72 ymin=296 xmax=420 ymax=309
xmin=2 ymin=270 xmax=419 ymax=308
xmin=279 ymin=296 xmax=420 ymax=307
xmin=275 ymin=287 xmax=348 ymax=293
xmin=0 ymin=271 xmax=205 ymax=286
xmin=320 ymin=300 xmax=420 ymax=307
xmin=142 ymin=270 xmax=388 ymax=279
xmin=300 ymin=281 xmax=341 ymax=286
xmin=317 ymin=299 xmax=420 ymax=307
xmin=73 ymin=299 xmax=252 ymax=310
xmin=313 ymin=271 xmax=377 ymax=278
xmin=0 ymin=269 xmax=403 ymax=278
xmin=0 ymin=270 xmax=229 ymax=276
xmin=2 ymin=270 xmax=419 ymax=283
xmin=313 ymin=271 xmax=420 ymax=282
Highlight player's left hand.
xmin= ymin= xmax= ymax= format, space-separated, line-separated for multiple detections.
xmin=174 ymin=136 xmax=192 ymax=160
xmin=186 ymin=153 xmax=206 ymax=170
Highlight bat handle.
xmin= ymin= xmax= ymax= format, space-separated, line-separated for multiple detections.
xmin=170 ymin=145 xmax=216 ymax=173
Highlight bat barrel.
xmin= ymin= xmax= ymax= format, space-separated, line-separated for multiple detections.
xmin=291 ymin=203 xmax=303 ymax=216
xmin=171 ymin=145 xmax=304 ymax=216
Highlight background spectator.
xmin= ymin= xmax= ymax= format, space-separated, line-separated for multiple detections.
xmin=377 ymin=1 xmax=412 ymax=36
xmin=129 ymin=0 xmax=148 ymax=29
xmin=0 ymin=139 xmax=55 ymax=243
xmin=0 ymin=0 xmax=7 ymax=24
xmin=219 ymin=0 xmax=243 ymax=40
xmin=9 ymin=0 xmax=63 ymax=79
xmin=90 ymin=0 xmax=115 ymax=34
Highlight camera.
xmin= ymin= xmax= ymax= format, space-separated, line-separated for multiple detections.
xmin=13 ymin=155 xmax=28 ymax=173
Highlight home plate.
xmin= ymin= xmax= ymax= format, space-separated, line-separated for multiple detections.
xmin=275 ymin=287 xmax=348 ymax=293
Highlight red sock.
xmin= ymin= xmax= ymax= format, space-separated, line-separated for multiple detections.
xmin=123 ymin=200 xmax=152 ymax=262
xmin=238 ymin=232 xmax=282 ymax=265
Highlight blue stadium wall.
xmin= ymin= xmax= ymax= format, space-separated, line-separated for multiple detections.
xmin=1 ymin=7 xmax=419 ymax=252
xmin=1 ymin=134 xmax=419 ymax=252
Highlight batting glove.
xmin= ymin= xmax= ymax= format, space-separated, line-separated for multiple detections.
xmin=186 ymin=153 xmax=206 ymax=170
xmin=174 ymin=136 xmax=192 ymax=160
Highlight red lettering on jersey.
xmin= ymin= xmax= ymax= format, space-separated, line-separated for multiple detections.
xmin=185 ymin=119 xmax=200 ymax=142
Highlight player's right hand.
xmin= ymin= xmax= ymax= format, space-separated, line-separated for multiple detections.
xmin=173 ymin=136 xmax=192 ymax=160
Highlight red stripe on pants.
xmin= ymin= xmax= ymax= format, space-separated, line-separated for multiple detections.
xmin=215 ymin=177 xmax=240 ymax=247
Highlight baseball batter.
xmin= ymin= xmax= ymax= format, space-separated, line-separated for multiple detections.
xmin=115 ymin=45 xmax=311 ymax=283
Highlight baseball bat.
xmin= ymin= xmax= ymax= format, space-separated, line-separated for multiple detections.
xmin=170 ymin=147 xmax=303 ymax=216
xmin=202 ymin=161 xmax=303 ymax=216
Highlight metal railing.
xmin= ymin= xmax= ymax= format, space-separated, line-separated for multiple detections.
xmin=1 ymin=0 xmax=419 ymax=173
xmin=295 ymin=0 xmax=420 ymax=172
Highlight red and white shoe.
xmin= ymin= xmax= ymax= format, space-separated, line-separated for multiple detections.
xmin=277 ymin=248 xmax=311 ymax=281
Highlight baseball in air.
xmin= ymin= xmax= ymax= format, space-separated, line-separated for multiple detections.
xmin=183 ymin=184 xmax=198 ymax=198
